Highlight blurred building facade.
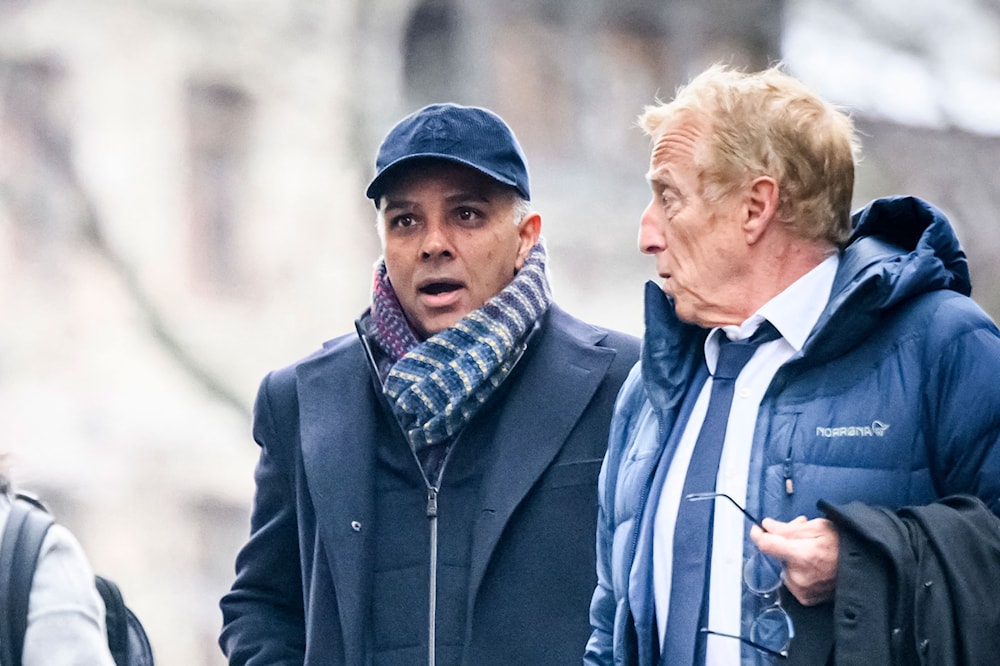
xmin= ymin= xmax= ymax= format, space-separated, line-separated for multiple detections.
xmin=0 ymin=1 xmax=997 ymax=663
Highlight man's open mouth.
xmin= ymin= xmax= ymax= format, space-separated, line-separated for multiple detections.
xmin=420 ymin=282 xmax=462 ymax=295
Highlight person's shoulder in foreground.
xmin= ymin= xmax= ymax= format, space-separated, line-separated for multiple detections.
xmin=587 ymin=62 xmax=1000 ymax=666
xmin=220 ymin=101 xmax=638 ymax=666
xmin=0 ymin=472 xmax=116 ymax=666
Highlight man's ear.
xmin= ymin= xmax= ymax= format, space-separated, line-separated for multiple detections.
xmin=515 ymin=212 xmax=542 ymax=269
xmin=743 ymin=176 xmax=779 ymax=245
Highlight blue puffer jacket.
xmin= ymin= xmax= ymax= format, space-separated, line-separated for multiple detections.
xmin=585 ymin=196 xmax=1000 ymax=666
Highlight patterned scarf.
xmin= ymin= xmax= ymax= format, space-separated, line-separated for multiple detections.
xmin=369 ymin=242 xmax=552 ymax=482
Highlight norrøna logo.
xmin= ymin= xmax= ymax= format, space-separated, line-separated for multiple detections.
xmin=816 ymin=421 xmax=890 ymax=438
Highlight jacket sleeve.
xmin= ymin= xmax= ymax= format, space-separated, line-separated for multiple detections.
xmin=584 ymin=452 xmax=617 ymax=666
xmin=925 ymin=299 xmax=1000 ymax=515
xmin=585 ymin=365 xmax=644 ymax=666
xmin=219 ymin=371 xmax=306 ymax=665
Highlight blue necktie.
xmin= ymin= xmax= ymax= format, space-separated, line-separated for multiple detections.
xmin=661 ymin=321 xmax=780 ymax=666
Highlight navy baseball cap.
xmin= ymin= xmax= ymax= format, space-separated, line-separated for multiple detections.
xmin=365 ymin=103 xmax=531 ymax=203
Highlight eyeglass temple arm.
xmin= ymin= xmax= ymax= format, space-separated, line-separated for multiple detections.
xmin=698 ymin=628 xmax=788 ymax=660
xmin=684 ymin=492 xmax=767 ymax=530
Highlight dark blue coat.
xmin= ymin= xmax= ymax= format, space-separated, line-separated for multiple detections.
xmin=586 ymin=197 xmax=1000 ymax=666
xmin=220 ymin=305 xmax=639 ymax=665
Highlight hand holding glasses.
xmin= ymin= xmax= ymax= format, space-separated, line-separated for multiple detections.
xmin=685 ymin=492 xmax=794 ymax=660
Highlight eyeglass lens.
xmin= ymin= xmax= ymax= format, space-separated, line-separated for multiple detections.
xmin=743 ymin=550 xmax=792 ymax=654
xmin=685 ymin=492 xmax=794 ymax=657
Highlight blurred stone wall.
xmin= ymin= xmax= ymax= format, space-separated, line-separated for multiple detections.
xmin=0 ymin=1 xmax=370 ymax=662
xmin=853 ymin=117 xmax=1000 ymax=317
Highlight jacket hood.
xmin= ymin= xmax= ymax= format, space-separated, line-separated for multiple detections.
xmin=839 ymin=195 xmax=970 ymax=300
xmin=805 ymin=196 xmax=970 ymax=361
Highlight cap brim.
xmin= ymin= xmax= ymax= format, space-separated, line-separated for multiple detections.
xmin=365 ymin=153 xmax=526 ymax=202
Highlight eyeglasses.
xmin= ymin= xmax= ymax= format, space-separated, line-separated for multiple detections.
xmin=685 ymin=492 xmax=794 ymax=660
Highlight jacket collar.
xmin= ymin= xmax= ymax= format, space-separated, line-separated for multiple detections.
xmin=640 ymin=281 xmax=708 ymax=420
xmin=805 ymin=196 xmax=969 ymax=362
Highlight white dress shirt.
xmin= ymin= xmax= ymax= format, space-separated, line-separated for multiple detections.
xmin=653 ymin=254 xmax=839 ymax=664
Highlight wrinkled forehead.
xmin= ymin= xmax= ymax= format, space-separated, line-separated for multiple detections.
xmin=646 ymin=109 xmax=710 ymax=179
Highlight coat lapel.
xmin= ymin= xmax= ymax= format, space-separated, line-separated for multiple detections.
xmin=293 ymin=309 xmax=619 ymax=655
xmin=467 ymin=307 xmax=616 ymax=610
xmin=297 ymin=336 xmax=378 ymax=660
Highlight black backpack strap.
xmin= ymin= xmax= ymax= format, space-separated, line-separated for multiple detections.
xmin=96 ymin=576 xmax=156 ymax=666
xmin=95 ymin=575 xmax=127 ymax=666
xmin=0 ymin=499 xmax=55 ymax=666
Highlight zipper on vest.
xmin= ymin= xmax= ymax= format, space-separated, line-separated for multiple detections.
xmin=422 ymin=438 xmax=459 ymax=666
xmin=783 ymin=448 xmax=795 ymax=495
xmin=426 ymin=485 xmax=439 ymax=666
xmin=357 ymin=324 xmax=456 ymax=666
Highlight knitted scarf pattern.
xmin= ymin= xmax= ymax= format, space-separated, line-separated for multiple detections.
xmin=370 ymin=242 xmax=552 ymax=479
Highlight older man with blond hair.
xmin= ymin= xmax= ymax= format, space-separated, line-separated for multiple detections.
xmin=587 ymin=64 xmax=1000 ymax=666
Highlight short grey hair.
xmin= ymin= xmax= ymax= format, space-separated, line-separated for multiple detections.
xmin=510 ymin=196 xmax=532 ymax=225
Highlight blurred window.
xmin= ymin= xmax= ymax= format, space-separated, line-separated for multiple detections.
xmin=185 ymin=82 xmax=252 ymax=292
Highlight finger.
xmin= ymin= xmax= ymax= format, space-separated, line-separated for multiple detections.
xmin=753 ymin=529 xmax=795 ymax=560
xmin=759 ymin=515 xmax=809 ymax=534
xmin=756 ymin=524 xmax=829 ymax=562
xmin=760 ymin=517 xmax=783 ymax=533
xmin=781 ymin=517 xmax=837 ymax=541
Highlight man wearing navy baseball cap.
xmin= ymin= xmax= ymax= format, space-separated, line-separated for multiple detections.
xmin=221 ymin=103 xmax=640 ymax=665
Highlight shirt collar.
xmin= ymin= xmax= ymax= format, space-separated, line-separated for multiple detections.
xmin=714 ymin=253 xmax=840 ymax=351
